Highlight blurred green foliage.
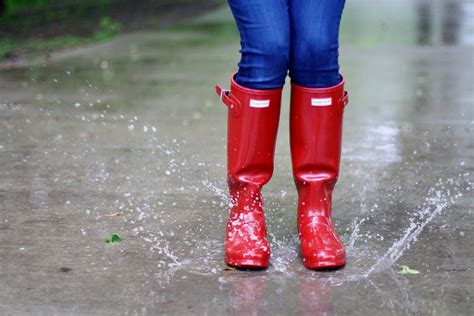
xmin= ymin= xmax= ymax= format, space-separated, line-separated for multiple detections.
xmin=3 ymin=0 xmax=52 ymax=16
xmin=1 ymin=0 xmax=112 ymax=19
xmin=94 ymin=17 xmax=122 ymax=40
xmin=0 ymin=0 xmax=221 ymax=62
xmin=0 ymin=16 xmax=122 ymax=62
xmin=0 ymin=38 xmax=14 ymax=59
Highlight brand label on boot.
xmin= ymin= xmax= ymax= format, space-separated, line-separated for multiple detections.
xmin=311 ymin=97 xmax=332 ymax=106
xmin=249 ymin=99 xmax=270 ymax=108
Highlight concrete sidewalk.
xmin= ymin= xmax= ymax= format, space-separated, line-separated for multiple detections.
xmin=0 ymin=0 xmax=473 ymax=314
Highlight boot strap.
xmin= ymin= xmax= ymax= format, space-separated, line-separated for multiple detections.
xmin=215 ymin=85 xmax=241 ymax=115
xmin=341 ymin=91 xmax=349 ymax=108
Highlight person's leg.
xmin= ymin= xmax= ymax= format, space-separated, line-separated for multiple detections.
xmin=228 ymin=0 xmax=290 ymax=89
xmin=214 ymin=0 xmax=290 ymax=268
xmin=288 ymin=0 xmax=348 ymax=269
xmin=289 ymin=0 xmax=345 ymax=87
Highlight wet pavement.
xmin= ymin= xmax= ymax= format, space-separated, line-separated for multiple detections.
xmin=0 ymin=0 xmax=473 ymax=314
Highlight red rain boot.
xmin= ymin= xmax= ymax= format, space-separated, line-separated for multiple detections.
xmin=290 ymin=77 xmax=349 ymax=269
xmin=215 ymin=75 xmax=282 ymax=268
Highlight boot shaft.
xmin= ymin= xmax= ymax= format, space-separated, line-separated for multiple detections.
xmin=217 ymin=75 xmax=283 ymax=188
xmin=290 ymin=78 xmax=348 ymax=188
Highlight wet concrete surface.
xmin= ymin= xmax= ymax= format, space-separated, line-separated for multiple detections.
xmin=0 ymin=0 xmax=473 ymax=314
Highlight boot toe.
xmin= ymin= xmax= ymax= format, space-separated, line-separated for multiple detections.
xmin=225 ymin=249 xmax=270 ymax=268
xmin=225 ymin=239 xmax=270 ymax=269
xmin=302 ymin=248 xmax=346 ymax=269
xmin=225 ymin=256 xmax=269 ymax=269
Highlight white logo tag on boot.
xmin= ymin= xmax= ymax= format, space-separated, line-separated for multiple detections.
xmin=311 ymin=98 xmax=332 ymax=106
xmin=249 ymin=99 xmax=270 ymax=108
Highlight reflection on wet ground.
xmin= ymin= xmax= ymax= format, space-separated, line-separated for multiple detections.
xmin=0 ymin=0 xmax=473 ymax=314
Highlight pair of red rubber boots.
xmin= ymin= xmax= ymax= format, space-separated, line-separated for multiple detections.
xmin=215 ymin=74 xmax=348 ymax=269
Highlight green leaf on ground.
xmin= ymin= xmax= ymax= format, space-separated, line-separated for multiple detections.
xmin=105 ymin=233 xmax=122 ymax=244
xmin=398 ymin=265 xmax=420 ymax=275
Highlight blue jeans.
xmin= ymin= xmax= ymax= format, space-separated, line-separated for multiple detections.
xmin=228 ymin=0 xmax=346 ymax=89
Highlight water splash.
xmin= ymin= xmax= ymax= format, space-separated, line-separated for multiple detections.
xmin=268 ymin=233 xmax=299 ymax=274
xmin=343 ymin=175 xmax=467 ymax=282
xmin=347 ymin=217 xmax=367 ymax=249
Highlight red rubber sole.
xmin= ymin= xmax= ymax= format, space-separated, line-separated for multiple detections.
xmin=303 ymin=257 xmax=346 ymax=270
xmin=225 ymin=258 xmax=269 ymax=269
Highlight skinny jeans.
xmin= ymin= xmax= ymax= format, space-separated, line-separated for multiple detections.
xmin=228 ymin=0 xmax=346 ymax=89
